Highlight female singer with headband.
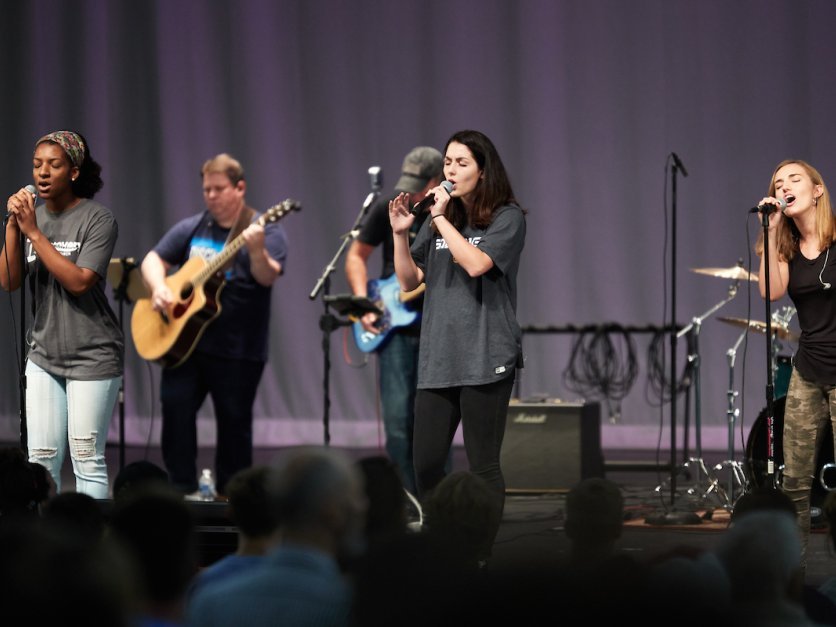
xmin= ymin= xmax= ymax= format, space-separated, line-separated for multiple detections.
xmin=389 ymin=129 xmax=526 ymax=565
xmin=756 ymin=159 xmax=836 ymax=573
xmin=0 ymin=130 xmax=123 ymax=498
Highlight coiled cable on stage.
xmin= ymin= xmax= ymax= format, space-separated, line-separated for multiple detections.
xmin=562 ymin=324 xmax=639 ymax=423
xmin=645 ymin=329 xmax=694 ymax=405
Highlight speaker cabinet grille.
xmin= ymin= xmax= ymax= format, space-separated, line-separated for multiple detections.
xmin=501 ymin=400 xmax=604 ymax=493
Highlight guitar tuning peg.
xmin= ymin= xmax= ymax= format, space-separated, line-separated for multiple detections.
xmin=283 ymin=198 xmax=302 ymax=212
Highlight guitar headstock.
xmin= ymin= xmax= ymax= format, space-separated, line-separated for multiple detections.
xmin=261 ymin=199 xmax=302 ymax=224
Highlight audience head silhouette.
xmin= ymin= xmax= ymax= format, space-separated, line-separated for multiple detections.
xmin=731 ymin=486 xmax=797 ymax=524
xmin=225 ymin=464 xmax=281 ymax=542
xmin=716 ymin=509 xmax=806 ymax=624
xmin=41 ymin=491 xmax=107 ymax=546
xmin=423 ymin=470 xmax=499 ymax=568
xmin=355 ymin=455 xmax=409 ymax=546
xmin=107 ymin=483 xmax=198 ymax=624
xmin=186 ymin=446 xmax=365 ymax=627
xmin=112 ymin=460 xmax=170 ymax=501
xmin=0 ymin=446 xmax=40 ymax=523
xmin=564 ymin=477 xmax=624 ymax=562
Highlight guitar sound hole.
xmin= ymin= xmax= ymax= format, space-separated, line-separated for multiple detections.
xmin=180 ymin=284 xmax=194 ymax=300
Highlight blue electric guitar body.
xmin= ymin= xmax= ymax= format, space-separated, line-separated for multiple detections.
xmin=352 ymin=274 xmax=424 ymax=352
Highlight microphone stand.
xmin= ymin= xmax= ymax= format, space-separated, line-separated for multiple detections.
xmin=759 ymin=210 xmax=777 ymax=487
xmin=16 ymin=227 xmax=27 ymax=452
xmin=668 ymin=153 xmax=688 ymax=505
xmin=111 ymin=257 xmax=139 ymax=471
xmin=647 ymin=154 xmax=702 ymax=526
xmin=308 ymin=167 xmax=381 ymax=446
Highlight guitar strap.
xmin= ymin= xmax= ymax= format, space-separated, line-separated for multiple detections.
xmin=217 ymin=206 xmax=256 ymax=273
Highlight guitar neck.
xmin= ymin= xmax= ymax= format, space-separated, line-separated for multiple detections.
xmin=193 ymin=213 xmax=267 ymax=285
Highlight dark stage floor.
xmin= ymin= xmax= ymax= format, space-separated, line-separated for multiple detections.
xmin=47 ymin=443 xmax=836 ymax=588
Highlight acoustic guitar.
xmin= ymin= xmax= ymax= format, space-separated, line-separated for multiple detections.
xmin=131 ymin=199 xmax=301 ymax=367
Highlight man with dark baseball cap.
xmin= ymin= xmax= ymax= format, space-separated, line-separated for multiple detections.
xmin=395 ymin=146 xmax=444 ymax=194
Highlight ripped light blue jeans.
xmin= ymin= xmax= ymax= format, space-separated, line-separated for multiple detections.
xmin=25 ymin=360 xmax=121 ymax=498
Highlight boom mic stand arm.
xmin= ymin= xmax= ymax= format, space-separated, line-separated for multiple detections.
xmin=308 ymin=167 xmax=382 ymax=446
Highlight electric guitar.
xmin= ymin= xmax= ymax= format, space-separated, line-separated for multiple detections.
xmin=131 ymin=199 xmax=301 ymax=368
xmin=352 ymin=274 xmax=425 ymax=352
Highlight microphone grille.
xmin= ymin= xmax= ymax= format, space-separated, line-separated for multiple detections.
xmin=441 ymin=180 xmax=453 ymax=193
xmin=24 ymin=184 xmax=37 ymax=196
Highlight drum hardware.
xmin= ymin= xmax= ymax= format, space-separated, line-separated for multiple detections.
xmin=716 ymin=316 xmax=799 ymax=343
xmin=653 ymin=456 xmax=729 ymax=512
xmin=715 ymin=306 xmax=798 ymax=509
xmin=746 ymin=397 xmax=835 ymax=520
xmin=691 ymin=265 xmax=758 ymax=282
xmin=711 ymin=327 xmax=751 ymax=509
xmin=819 ymin=463 xmax=836 ymax=492
xmin=654 ymin=275 xmax=742 ymax=509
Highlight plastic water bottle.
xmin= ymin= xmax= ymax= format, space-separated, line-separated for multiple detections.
xmin=198 ymin=468 xmax=216 ymax=501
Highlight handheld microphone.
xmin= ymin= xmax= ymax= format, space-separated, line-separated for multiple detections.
xmin=410 ymin=180 xmax=454 ymax=216
xmin=3 ymin=185 xmax=37 ymax=222
xmin=749 ymin=198 xmax=787 ymax=214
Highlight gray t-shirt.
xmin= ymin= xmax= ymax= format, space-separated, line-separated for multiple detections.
xmin=410 ymin=204 xmax=525 ymax=388
xmin=25 ymin=199 xmax=124 ymax=379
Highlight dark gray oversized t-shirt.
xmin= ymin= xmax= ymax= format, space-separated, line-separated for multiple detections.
xmin=25 ymin=199 xmax=124 ymax=379
xmin=410 ymin=204 xmax=525 ymax=388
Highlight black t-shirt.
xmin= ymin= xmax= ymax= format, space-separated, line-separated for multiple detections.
xmin=357 ymin=191 xmax=429 ymax=278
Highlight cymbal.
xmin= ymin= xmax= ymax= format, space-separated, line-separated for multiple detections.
xmin=107 ymin=258 xmax=149 ymax=303
xmin=717 ymin=316 xmax=799 ymax=342
xmin=691 ymin=266 xmax=757 ymax=282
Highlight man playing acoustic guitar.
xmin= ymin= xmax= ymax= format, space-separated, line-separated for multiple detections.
xmin=139 ymin=153 xmax=288 ymax=498
xmin=345 ymin=146 xmax=443 ymax=494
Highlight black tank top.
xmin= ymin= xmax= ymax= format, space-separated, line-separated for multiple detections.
xmin=788 ymin=241 xmax=836 ymax=385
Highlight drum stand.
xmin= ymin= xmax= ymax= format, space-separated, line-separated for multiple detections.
xmin=712 ymin=328 xmax=750 ymax=509
xmin=655 ymin=282 xmax=740 ymax=510
xmin=712 ymin=305 xmax=799 ymax=507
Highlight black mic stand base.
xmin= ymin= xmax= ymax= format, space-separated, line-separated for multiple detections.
xmin=652 ymin=456 xmax=730 ymax=524
xmin=644 ymin=509 xmax=704 ymax=526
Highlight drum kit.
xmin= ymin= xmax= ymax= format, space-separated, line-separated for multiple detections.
xmin=655 ymin=262 xmax=834 ymax=512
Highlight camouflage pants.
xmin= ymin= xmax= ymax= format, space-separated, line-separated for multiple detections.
xmin=782 ymin=365 xmax=836 ymax=570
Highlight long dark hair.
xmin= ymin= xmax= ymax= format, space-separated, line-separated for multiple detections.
xmin=442 ymin=130 xmax=522 ymax=230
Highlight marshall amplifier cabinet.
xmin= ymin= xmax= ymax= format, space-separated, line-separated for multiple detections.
xmin=500 ymin=400 xmax=604 ymax=492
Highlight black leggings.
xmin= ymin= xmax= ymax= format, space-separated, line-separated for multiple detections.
xmin=413 ymin=375 xmax=515 ymax=550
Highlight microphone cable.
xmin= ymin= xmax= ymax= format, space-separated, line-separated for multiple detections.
xmin=645 ymin=329 xmax=695 ymax=406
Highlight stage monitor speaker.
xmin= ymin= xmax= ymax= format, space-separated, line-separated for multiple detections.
xmin=501 ymin=400 xmax=603 ymax=493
